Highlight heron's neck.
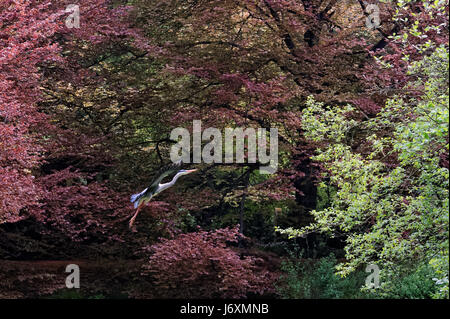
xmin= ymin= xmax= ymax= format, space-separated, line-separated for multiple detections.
xmin=157 ymin=171 xmax=184 ymax=193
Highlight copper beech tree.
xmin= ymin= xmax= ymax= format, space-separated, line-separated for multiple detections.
xmin=0 ymin=0 xmax=62 ymax=223
xmin=1 ymin=0 xmax=148 ymax=241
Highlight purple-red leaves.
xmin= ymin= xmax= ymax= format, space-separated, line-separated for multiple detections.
xmin=143 ymin=226 xmax=274 ymax=298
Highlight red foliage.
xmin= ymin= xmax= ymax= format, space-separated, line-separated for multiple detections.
xmin=0 ymin=0 xmax=63 ymax=223
xmin=142 ymin=226 xmax=275 ymax=298
xmin=361 ymin=1 xmax=449 ymax=99
xmin=31 ymin=167 xmax=131 ymax=241
xmin=1 ymin=0 xmax=142 ymax=239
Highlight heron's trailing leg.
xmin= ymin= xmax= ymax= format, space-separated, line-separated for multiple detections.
xmin=129 ymin=202 xmax=144 ymax=228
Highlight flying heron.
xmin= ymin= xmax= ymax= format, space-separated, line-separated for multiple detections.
xmin=129 ymin=160 xmax=197 ymax=228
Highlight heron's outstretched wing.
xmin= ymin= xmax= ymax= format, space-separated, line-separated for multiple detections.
xmin=130 ymin=160 xmax=183 ymax=207
xmin=145 ymin=159 xmax=183 ymax=193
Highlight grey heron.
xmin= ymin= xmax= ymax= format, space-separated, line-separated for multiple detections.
xmin=129 ymin=160 xmax=197 ymax=228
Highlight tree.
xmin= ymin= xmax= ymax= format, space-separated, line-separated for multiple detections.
xmin=121 ymin=0 xmax=398 ymax=237
xmin=1 ymin=0 xmax=156 ymax=249
xmin=275 ymin=0 xmax=449 ymax=298
xmin=0 ymin=0 xmax=63 ymax=223
xmin=279 ymin=46 xmax=448 ymax=298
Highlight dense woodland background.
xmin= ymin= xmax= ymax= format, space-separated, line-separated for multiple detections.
xmin=0 ymin=0 xmax=448 ymax=299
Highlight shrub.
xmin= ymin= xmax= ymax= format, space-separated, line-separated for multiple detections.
xmin=142 ymin=226 xmax=274 ymax=298
xmin=276 ymin=253 xmax=367 ymax=299
xmin=372 ymin=264 xmax=439 ymax=299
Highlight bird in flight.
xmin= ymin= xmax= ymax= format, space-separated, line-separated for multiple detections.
xmin=129 ymin=160 xmax=197 ymax=228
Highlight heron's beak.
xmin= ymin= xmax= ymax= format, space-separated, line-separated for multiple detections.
xmin=185 ymin=169 xmax=198 ymax=174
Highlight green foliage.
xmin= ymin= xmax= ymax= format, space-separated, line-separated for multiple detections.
xmin=301 ymin=97 xmax=357 ymax=143
xmin=277 ymin=46 xmax=449 ymax=298
xmin=276 ymin=253 xmax=367 ymax=299
xmin=371 ymin=263 xmax=439 ymax=299
xmin=178 ymin=211 xmax=198 ymax=232
xmin=210 ymin=198 xmax=287 ymax=244
xmin=316 ymin=183 xmax=337 ymax=211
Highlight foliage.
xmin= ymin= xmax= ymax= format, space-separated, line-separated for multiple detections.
xmin=142 ymin=226 xmax=274 ymax=298
xmin=0 ymin=0 xmax=62 ymax=223
xmin=279 ymin=44 xmax=449 ymax=298
xmin=371 ymin=263 xmax=439 ymax=299
xmin=276 ymin=253 xmax=367 ymax=299
xmin=1 ymin=0 xmax=448 ymax=300
xmin=130 ymin=0 xmax=401 ymax=205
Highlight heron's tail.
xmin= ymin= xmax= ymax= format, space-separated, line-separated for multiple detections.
xmin=130 ymin=192 xmax=145 ymax=209
xmin=131 ymin=187 xmax=150 ymax=208
xmin=130 ymin=193 xmax=141 ymax=203
xmin=131 ymin=193 xmax=142 ymax=208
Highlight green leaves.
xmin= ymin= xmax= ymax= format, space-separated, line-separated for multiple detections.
xmin=301 ymin=96 xmax=357 ymax=143
xmin=277 ymin=46 xmax=449 ymax=298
